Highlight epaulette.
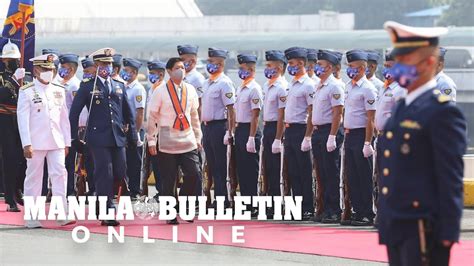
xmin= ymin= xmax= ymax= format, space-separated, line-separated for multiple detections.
xmin=433 ymin=89 xmax=451 ymax=103
xmin=52 ymin=82 xmax=66 ymax=89
xmin=82 ymin=78 xmax=92 ymax=83
xmin=20 ymin=82 xmax=34 ymax=90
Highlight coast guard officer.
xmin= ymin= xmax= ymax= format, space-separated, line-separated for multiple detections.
xmin=262 ymin=50 xmax=288 ymax=206
xmin=311 ymin=50 xmax=345 ymax=224
xmin=378 ymin=21 xmax=466 ymax=265
xmin=435 ymin=47 xmax=457 ymax=101
xmin=69 ymin=48 xmax=136 ymax=226
xmin=284 ymin=47 xmax=315 ymax=220
xmin=17 ymin=54 xmax=73 ymax=228
xmin=366 ymin=50 xmax=384 ymax=94
xmin=234 ymin=54 xmax=262 ymax=213
xmin=344 ymin=49 xmax=377 ymax=226
xmin=201 ymin=47 xmax=236 ymax=208
xmin=121 ymin=58 xmax=147 ymax=199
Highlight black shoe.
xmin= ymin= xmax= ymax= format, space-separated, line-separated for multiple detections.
xmin=166 ymin=218 xmax=179 ymax=225
xmin=46 ymin=190 xmax=52 ymax=203
xmin=322 ymin=214 xmax=341 ymax=224
xmin=266 ymin=207 xmax=274 ymax=219
xmin=250 ymin=208 xmax=259 ymax=218
xmin=101 ymin=220 xmax=120 ymax=226
xmin=15 ymin=190 xmax=24 ymax=206
xmin=340 ymin=218 xmax=353 ymax=226
xmin=302 ymin=211 xmax=314 ymax=221
xmin=7 ymin=203 xmax=20 ymax=212
xmin=153 ymin=193 xmax=160 ymax=202
xmin=351 ymin=217 xmax=373 ymax=226
xmin=312 ymin=213 xmax=325 ymax=223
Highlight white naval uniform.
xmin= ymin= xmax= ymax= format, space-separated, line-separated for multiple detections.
xmin=17 ymin=79 xmax=71 ymax=212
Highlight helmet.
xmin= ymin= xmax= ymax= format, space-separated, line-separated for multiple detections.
xmin=0 ymin=39 xmax=21 ymax=59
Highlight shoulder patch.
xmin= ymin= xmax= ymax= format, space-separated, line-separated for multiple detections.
xmin=332 ymin=94 xmax=341 ymax=100
xmin=252 ymin=98 xmax=260 ymax=104
xmin=136 ymin=95 xmax=143 ymax=103
xmin=279 ymin=96 xmax=287 ymax=102
xmin=20 ymin=82 xmax=34 ymax=90
xmin=443 ymin=88 xmax=452 ymax=95
xmin=225 ymin=92 xmax=233 ymax=99
xmin=367 ymin=99 xmax=375 ymax=105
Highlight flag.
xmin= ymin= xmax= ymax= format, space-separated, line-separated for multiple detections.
xmin=0 ymin=0 xmax=35 ymax=72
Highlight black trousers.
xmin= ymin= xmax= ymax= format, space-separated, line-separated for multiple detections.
xmin=65 ymin=142 xmax=94 ymax=195
xmin=344 ymin=128 xmax=374 ymax=219
xmin=0 ymin=115 xmax=26 ymax=205
xmin=387 ymin=236 xmax=452 ymax=266
xmin=284 ymin=123 xmax=313 ymax=213
xmin=157 ymin=149 xmax=200 ymax=198
xmin=150 ymin=154 xmax=162 ymax=193
xmin=311 ymin=124 xmax=343 ymax=217
xmin=235 ymin=123 xmax=261 ymax=197
xmin=126 ymin=144 xmax=142 ymax=196
xmin=263 ymin=122 xmax=281 ymax=197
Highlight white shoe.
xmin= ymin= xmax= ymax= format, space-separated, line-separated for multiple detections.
xmin=25 ymin=220 xmax=43 ymax=229
xmin=56 ymin=219 xmax=76 ymax=226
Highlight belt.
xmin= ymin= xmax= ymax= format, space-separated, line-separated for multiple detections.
xmin=203 ymin=119 xmax=226 ymax=126
xmin=344 ymin=127 xmax=366 ymax=134
xmin=236 ymin=122 xmax=250 ymax=127
xmin=264 ymin=121 xmax=278 ymax=126
xmin=0 ymin=104 xmax=17 ymax=115
xmin=313 ymin=124 xmax=331 ymax=131
xmin=285 ymin=123 xmax=306 ymax=128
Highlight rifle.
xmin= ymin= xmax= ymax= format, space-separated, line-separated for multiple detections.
xmin=74 ymin=152 xmax=87 ymax=196
xmin=203 ymin=158 xmax=213 ymax=207
xmin=257 ymin=144 xmax=267 ymax=196
xmin=226 ymin=136 xmax=238 ymax=208
xmin=281 ymin=144 xmax=290 ymax=196
xmin=313 ymin=157 xmax=324 ymax=217
xmin=340 ymin=136 xmax=352 ymax=222
xmin=140 ymin=140 xmax=151 ymax=197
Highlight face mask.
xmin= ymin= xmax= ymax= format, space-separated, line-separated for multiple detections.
xmin=58 ymin=68 xmax=70 ymax=78
xmin=39 ymin=71 xmax=54 ymax=83
xmin=365 ymin=68 xmax=371 ymax=76
xmin=183 ymin=61 xmax=191 ymax=71
xmin=148 ymin=73 xmax=159 ymax=84
xmin=83 ymin=73 xmax=94 ymax=79
xmin=238 ymin=69 xmax=251 ymax=80
xmin=206 ymin=63 xmax=219 ymax=74
xmin=287 ymin=65 xmax=299 ymax=76
xmin=98 ymin=65 xmax=113 ymax=78
xmin=120 ymin=69 xmax=132 ymax=81
xmin=6 ymin=59 xmax=19 ymax=72
xmin=314 ymin=65 xmax=326 ymax=77
xmin=382 ymin=67 xmax=393 ymax=80
xmin=391 ymin=63 xmax=418 ymax=88
xmin=346 ymin=67 xmax=360 ymax=79
xmin=171 ymin=68 xmax=185 ymax=80
xmin=264 ymin=68 xmax=277 ymax=79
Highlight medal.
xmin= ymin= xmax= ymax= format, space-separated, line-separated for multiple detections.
xmin=96 ymin=100 xmax=100 ymax=104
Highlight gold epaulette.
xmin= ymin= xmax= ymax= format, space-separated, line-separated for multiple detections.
xmin=20 ymin=82 xmax=34 ymax=90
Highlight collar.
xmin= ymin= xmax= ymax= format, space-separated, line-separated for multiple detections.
xmin=292 ymin=73 xmax=308 ymax=84
xmin=405 ymin=79 xmax=437 ymax=106
xmin=98 ymin=75 xmax=111 ymax=85
xmin=127 ymin=78 xmax=139 ymax=88
xmin=185 ymin=68 xmax=197 ymax=77
xmin=317 ymin=74 xmax=335 ymax=88
xmin=240 ymin=77 xmax=255 ymax=89
xmin=33 ymin=78 xmax=51 ymax=89
xmin=209 ymin=72 xmax=224 ymax=83
xmin=152 ymin=80 xmax=163 ymax=91
xmin=60 ymin=75 xmax=79 ymax=86
xmin=351 ymin=76 xmax=367 ymax=88
xmin=435 ymin=71 xmax=444 ymax=81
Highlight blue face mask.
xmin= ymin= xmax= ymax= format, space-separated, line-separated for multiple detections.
xmin=183 ymin=61 xmax=191 ymax=71
xmin=238 ymin=69 xmax=251 ymax=80
xmin=83 ymin=73 xmax=94 ymax=79
xmin=98 ymin=65 xmax=113 ymax=78
xmin=391 ymin=63 xmax=418 ymax=87
xmin=264 ymin=68 xmax=277 ymax=79
xmin=382 ymin=67 xmax=393 ymax=80
xmin=206 ymin=63 xmax=219 ymax=74
xmin=58 ymin=68 xmax=70 ymax=78
xmin=365 ymin=68 xmax=371 ymax=76
xmin=120 ymin=69 xmax=132 ymax=81
xmin=314 ymin=65 xmax=326 ymax=77
xmin=287 ymin=65 xmax=299 ymax=76
xmin=346 ymin=67 xmax=360 ymax=79
xmin=148 ymin=73 xmax=160 ymax=84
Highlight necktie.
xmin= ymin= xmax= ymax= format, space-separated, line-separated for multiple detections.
xmin=104 ymin=80 xmax=111 ymax=94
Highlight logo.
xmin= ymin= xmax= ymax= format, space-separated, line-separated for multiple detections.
xmin=104 ymin=49 xmax=112 ymax=56
xmin=136 ymin=95 xmax=143 ymax=103
xmin=4 ymin=5 xmax=35 ymax=36
xmin=332 ymin=94 xmax=341 ymax=100
xmin=279 ymin=96 xmax=287 ymax=102
xmin=252 ymin=99 xmax=259 ymax=104
xmin=47 ymin=55 xmax=54 ymax=63
xmin=367 ymin=99 xmax=375 ymax=105
xmin=444 ymin=89 xmax=452 ymax=95
xmin=225 ymin=92 xmax=233 ymax=99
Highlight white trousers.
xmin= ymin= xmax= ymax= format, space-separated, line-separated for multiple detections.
xmin=24 ymin=149 xmax=67 ymax=208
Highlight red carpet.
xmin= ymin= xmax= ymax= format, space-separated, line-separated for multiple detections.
xmin=1 ymin=201 xmax=473 ymax=265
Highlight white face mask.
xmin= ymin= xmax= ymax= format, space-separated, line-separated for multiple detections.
xmin=171 ymin=68 xmax=185 ymax=81
xmin=39 ymin=71 xmax=54 ymax=83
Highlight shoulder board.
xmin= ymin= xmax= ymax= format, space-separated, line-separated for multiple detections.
xmin=112 ymin=77 xmax=125 ymax=84
xmin=20 ymin=82 xmax=34 ymax=90
xmin=82 ymin=78 xmax=92 ymax=83
xmin=437 ymin=94 xmax=451 ymax=103
xmin=52 ymin=82 xmax=66 ymax=89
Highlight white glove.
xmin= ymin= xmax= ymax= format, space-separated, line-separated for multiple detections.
xmin=326 ymin=135 xmax=337 ymax=152
xmin=246 ymin=136 xmax=256 ymax=153
xmin=271 ymin=139 xmax=282 ymax=154
xmin=13 ymin=68 xmax=25 ymax=80
xmin=300 ymin=137 xmax=312 ymax=152
xmin=137 ymin=132 xmax=144 ymax=147
xmin=223 ymin=131 xmax=232 ymax=145
xmin=362 ymin=142 xmax=374 ymax=158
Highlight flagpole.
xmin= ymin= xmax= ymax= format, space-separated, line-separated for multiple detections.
xmin=19 ymin=4 xmax=27 ymax=86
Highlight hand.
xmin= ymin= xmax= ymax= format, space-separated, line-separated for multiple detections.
xmin=246 ymin=137 xmax=256 ymax=153
xmin=441 ymin=240 xmax=454 ymax=247
xmin=300 ymin=137 xmax=312 ymax=152
xmin=271 ymin=139 xmax=282 ymax=154
xmin=149 ymin=145 xmax=157 ymax=156
xmin=23 ymin=145 xmax=33 ymax=159
xmin=65 ymin=147 xmax=69 ymax=157
xmin=223 ymin=131 xmax=232 ymax=145
xmin=326 ymin=135 xmax=337 ymax=152
xmin=362 ymin=142 xmax=374 ymax=158
xmin=13 ymin=68 xmax=25 ymax=80
xmin=137 ymin=132 xmax=144 ymax=147
xmin=197 ymin=143 xmax=203 ymax=151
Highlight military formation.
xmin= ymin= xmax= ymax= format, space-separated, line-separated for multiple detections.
xmin=0 ymin=21 xmax=466 ymax=265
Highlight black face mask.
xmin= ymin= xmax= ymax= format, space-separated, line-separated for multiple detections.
xmin=6 ymin=59 xmax=19 ymax=72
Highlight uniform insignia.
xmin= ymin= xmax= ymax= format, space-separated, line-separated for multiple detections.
xmin=400 ymin=120 xmax=421 ymax=130
xmin=437 ymin=94 xmax=451 ymax=103
xmin=309 ymin=92 xmax=315 ymax=98
xmin=252 ymin=99 xmax=259 ymax=104
xmin=116 ymin=88 xmax=123 ymax=94
xmin=367 ymin=99 xmax=375 ymax=105
xmin=332 ymin=94 xmax=341 ymax=100
xmin=72 ymin=91 xmax=77 ymax=97
xmin=400 ymin=143 xmax=410 ymax=154
xmin=136 ymin=95 xmax=143 ymax=103
xmin=279 ymin=96 xmax=287 ymax=102
xmin=433 ymin=89 xmax=441 ymax=95
xmin=53 ymin=91 xmax=62 ymax=98
xmin=82 ymin=78 xmax=91 ymax=83
xmin=47 ymin=54 xmax=54 ymax=62
xmin=20 ymin=82 xmax=34 ymax=90
xmin=96 ymin=100 xmax=100 ymax=104
xmin=385 ymin=93 xmax=393 ymax=97
xmin=225 ymin=92 xmax=233 ymax=99
xmin=444 ymin=88 xmax=452 ymax=95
